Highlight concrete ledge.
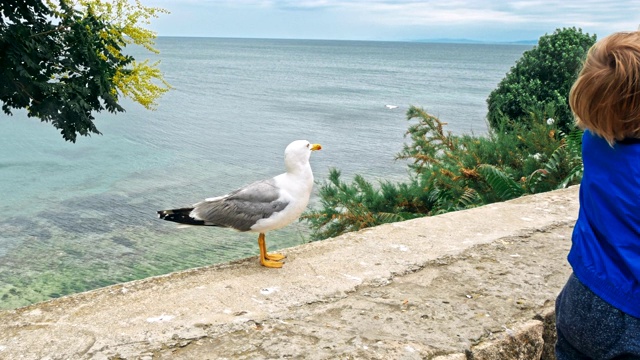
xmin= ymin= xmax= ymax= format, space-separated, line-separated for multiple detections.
xmin=0 ymin=186 xmax=579 ymax=359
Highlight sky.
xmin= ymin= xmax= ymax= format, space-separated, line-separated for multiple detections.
xmin=144 ymin=0 xmax=639 ymax=43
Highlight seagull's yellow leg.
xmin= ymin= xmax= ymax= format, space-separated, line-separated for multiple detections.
xmin=261 ymin=233 xmax=286 ymax=261
xmin=258 ymin=233 xmax=285 ymax=268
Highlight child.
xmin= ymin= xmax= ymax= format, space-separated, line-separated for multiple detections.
xmin=555 ymin=31 xmax=640 ymax=359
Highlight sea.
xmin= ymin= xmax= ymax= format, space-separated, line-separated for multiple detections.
xmin=0 ymin=37 xmax=531 ymax=309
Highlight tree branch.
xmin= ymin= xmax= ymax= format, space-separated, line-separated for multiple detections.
xmin=30 ymin=24 xmax=68 ymax=38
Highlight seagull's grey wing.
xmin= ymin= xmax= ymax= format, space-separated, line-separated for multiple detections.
xmin=192 ymin=178 xmax=289 ymax=231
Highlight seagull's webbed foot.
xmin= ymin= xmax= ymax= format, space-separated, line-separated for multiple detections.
xmin=258 ymin=233 xmax=286 ymax=268
xmin=260 ymin=257 xmax=284 ymax=268
xmin=265 ymin=253 xmax=286 ymax=261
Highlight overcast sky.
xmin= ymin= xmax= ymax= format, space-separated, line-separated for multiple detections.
xmin=144 ymin=0 xmax=639 ymax=42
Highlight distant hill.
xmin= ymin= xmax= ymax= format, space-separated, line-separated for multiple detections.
xmin=413 ymin=38 xmax=537 ymax=45
xmin=509 ymin=40 xmax=538 ymax=45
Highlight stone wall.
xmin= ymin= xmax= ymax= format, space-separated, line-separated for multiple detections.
xmin=0 ymin=186 xmax=579 ymax=359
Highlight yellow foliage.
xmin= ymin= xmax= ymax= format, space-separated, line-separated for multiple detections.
xmin=112 ymin=59 xmax=170 ymax=110
xmin=50 ymin=0 xmax=171 ymax=109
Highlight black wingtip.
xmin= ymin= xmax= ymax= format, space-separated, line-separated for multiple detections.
xmin=157 ymin=208 xmax=205 ymax=225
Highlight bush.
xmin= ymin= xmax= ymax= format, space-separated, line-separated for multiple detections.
xmin=302 ymin=106 xmax=582 ymax=241
xmin=486 ymin=27 xmax=596 ymax=134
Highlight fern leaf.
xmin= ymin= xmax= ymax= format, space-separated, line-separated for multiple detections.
xmin=458 ymin=187 xmax=480 ymax=208
xmin=478 ymin=164 xmax=525 ymax=200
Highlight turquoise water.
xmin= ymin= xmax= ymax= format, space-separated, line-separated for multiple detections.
xmin=0 ymin=38 xmax=531 ymax=309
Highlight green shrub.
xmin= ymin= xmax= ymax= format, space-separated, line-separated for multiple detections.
xmin=302 ymin=106 xmax=581 ymax=240
xmin=302 ymin=169 xmax=425 ymax=240
xmin=486 ymin=27 xmax=596 ymax=134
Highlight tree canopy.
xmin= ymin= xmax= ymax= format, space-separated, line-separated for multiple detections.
xmin=486 ymin=27 xmax=596 ymax=134
xmin=0 ymin=0 xmax=169 ymax=142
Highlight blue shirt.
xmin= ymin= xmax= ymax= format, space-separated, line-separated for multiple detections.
xmin=570 ymin=130 xmax=640 ymax=318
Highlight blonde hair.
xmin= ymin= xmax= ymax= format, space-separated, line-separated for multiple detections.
xmin=570 ymin=31 xmax=640 ymax=144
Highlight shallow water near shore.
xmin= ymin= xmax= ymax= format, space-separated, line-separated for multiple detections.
xmin=0 ymin=38 xmax=531 ymax=309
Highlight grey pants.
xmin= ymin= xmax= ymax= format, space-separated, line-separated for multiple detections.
xmin=555 ymin=273 xmax=640 ymax=359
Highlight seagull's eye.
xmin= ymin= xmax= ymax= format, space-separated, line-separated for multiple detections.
xmin=306 ymin=143 xmax=310 ymax=148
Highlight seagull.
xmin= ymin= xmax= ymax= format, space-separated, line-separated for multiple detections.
xmin=385 ymin=104 xmax=399 ymax=109
xmin=157 ymin=140 xmax=322 ymax=268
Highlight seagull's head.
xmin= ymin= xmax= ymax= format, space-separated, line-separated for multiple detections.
xmin=284 ymin=140 xmax=322 ymax=171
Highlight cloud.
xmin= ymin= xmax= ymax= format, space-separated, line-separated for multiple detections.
xmin=274 ymin=0 xmax=337 ymax=10
xmin=145 ymin=0 xmax=640 ymax=41
xmin=351 ymin=2 xmax=523 ymax=26
xmin=323 ymin=1 xmax=635 ymax=28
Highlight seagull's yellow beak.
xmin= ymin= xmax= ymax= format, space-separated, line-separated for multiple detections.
xmin=310 ymin=144 xmax=322 ymax=151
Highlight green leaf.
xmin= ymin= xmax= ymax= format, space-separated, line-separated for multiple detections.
xmin=478 ymin=164 xmax=525 ymax=200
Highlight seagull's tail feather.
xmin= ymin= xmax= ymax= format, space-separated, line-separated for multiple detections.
xmin=157 ymin=208 xmax=205 ymax=226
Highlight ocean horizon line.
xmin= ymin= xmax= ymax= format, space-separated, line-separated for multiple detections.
xmin=154 ymin=35 xmax=537 ymax=46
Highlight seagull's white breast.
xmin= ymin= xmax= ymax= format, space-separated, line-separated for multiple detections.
xmin=249 ymin=170 xmax=313 ymax=232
